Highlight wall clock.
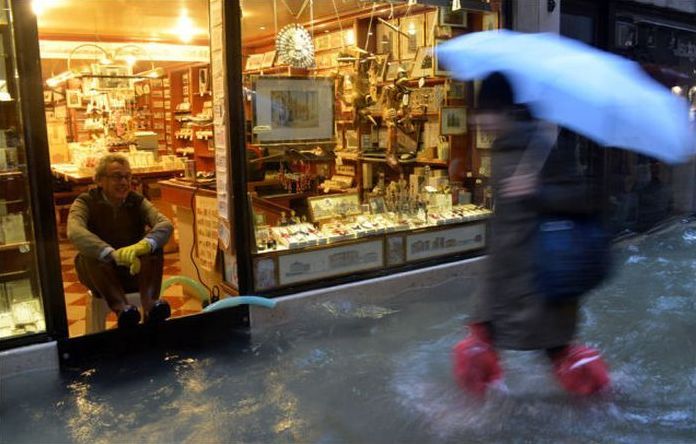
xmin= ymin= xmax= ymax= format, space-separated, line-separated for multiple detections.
xmin=276 ymin=24 xmax=315 ymax=68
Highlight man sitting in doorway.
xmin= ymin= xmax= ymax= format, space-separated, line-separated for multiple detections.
xmin=68 ymin=154 xmax=173 ymax=328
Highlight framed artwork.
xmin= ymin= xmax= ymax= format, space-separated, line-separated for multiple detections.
xmin=400 ymin=60 xmax=415 ymax=78
xmin=261 ymin=51 xmax=276 ymax=69
xmin=307 ymin=193 xmax=361 ymax=222
xmin=425 ymin=10 xmax=438 ymax=46
xmin=254 ymin=257 xmax=277 ymax=291
xmin=245 ymin=53 xmax=264 ymax=71
xmin=315 ymin=33 xmax=330 ymax=51
xmin=96 ymin=64 xmax=131 ymax=90
xmin=447 ymin=80 xmax=467 ymax=101
xmin=433 ymin=39 xmax=451 ymax=77
xmin=410 ymin=46 xmax=434 ymax=78
xmin=438 ymin=7 xmax=468 ymax=28
xmin=385 ymin=61 xmax=401 ymax=81
xmin=253 ymin=76 xmax=335 ymax=143
xmin=329 ymin=31 xmax=344 ymax=49
xmin=476 ymin=125 xmax=495 ymax=149
xmin=482 ymin=12 xmax=499 ymax=31
xmin=386 ymin=235 xmax=405 ymax=266
xmin=440 ymin=106 xmax=468 ymax=135
xmin=376 ymin=21 xmax=399 ymax=57
xmin=66 ymin=89 xmax=81 ymax=108
xmin=43 ymin=90 xmax=53 ymax=104
xmin=399 ymin=15 xmax=425 ymax=60
xmin=369 ymin=196 xmax=386 ymax=214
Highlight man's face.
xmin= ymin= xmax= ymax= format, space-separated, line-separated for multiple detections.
xmin=98 ymin=161 xmax=132 ymax=203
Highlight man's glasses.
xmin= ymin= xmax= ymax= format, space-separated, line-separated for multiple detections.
xmin=106 ymin=173 xmax=132 ymax=182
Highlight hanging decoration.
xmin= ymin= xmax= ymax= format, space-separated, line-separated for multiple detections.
xmin=276 ymin=23 xmax=316 ymax=68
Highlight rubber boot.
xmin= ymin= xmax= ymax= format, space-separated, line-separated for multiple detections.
xmin=452 ymin=323 xmax=502 ymax=396
xmin=550 ymin=344 xmax=610 ymax=395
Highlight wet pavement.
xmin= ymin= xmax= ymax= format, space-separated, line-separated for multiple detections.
xmin=2 ymin=220 xmax=696 ymax=443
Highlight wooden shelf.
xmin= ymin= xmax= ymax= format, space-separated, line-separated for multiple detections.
xmin=0 ymin=241 xmax=31 ymax=252
xmin=0 ymin=170 xmax=23 ymax=179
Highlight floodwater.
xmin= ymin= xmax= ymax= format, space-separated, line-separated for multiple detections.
xmin=2 ymin=221 xmax=696 ymax=443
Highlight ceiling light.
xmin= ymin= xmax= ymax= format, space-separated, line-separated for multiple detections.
xmin=31 ymin=0 xmax=59 ymax=16
xmin=175 ymin=9 xmax=196 ymax=43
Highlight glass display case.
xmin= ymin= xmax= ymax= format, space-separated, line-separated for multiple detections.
xmin=0 ymin=1 xmax=47 ymax=338
xmin=235 ymin=2 xmax=501 ymax=292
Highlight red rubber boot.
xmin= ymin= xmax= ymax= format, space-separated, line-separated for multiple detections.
xmin=551 ymin=344 xmax=610 ymax=395
xmin=452 ymin=323 xmax=502 ymax=396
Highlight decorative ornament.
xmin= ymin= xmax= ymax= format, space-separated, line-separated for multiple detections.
xmin=276 ymin=24 xmax=315 ymax=68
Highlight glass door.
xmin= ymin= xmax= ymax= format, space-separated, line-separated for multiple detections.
xmin=0 ymin=1 xmax=48 ymax=339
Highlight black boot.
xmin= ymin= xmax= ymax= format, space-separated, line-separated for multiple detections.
xmin=117 ymin=305 xmax=141 ymax=329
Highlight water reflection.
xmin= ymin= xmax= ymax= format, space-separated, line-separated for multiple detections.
xmin=2 ymin=221 xmax=696 ymax=442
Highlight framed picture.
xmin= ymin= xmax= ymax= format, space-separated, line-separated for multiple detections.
xmin=476 ymin=125 xmax=495 ymax=149
xmin=425 ymin=10 xmax=438 ymax=46
xmin=438 ymin=7 xmax=468 ymax=28
xmin=329 ymin=31 xmax=344 ymax=49
xmin=315 ymin=33 xmax=330 ymax=51
xmin=376 ymin=21 xmax=399 ymax=57
xmin=66 ymin=89 xmax=81 ymax=108
xmin=447 ymin=80 xmax=467 ymax=101
xmin=307 ymin=192 xmax=361 ymax=222
xmin=245 ymin=53 xmax=264 ymax=71
xmin=399 ymin=15 xmax=425 ymax=60
xmin=385 ymin=61 xmax=401 ymax=81
xmin=440 ymin=106 xmax=468 ymax=135
xmin=261 ymin=51 xmax=276 ymax=69
xmin=253 ymin=76 xmax=335 ymax=143
xmin=96 ymin=64 xmax=131 ymax=90
xmin=482 ymin=12 xmax=499 ymax=31
xmin=433 ymin=39 xmax=451 ymax=77
xmin=369 ymin=196 xmax=386 ymax=214
xmin=43 ymin=90 xmax=53 ymax=104
xmin=386 ymin=235 xmax=405 ymax=266
xmin=410 ymin=46 xmax=433 ymax=78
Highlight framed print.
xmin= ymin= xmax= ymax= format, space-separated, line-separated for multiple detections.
xmin=385 ymin=61 xmax=401 ymax=81
xmin=43 ymin=90 xmax=53 ymax=104
xmin=476 ymin=125 xmax=495 ymax=148
xmin=254 ymin=257 xmax=277 ymax=291
xmin=482 ymin=12 xmax=499 ymax=31
xmin=315 ymin=33 xmax=330 ymax=51
xmin=399 ymin=15 xmax=425 ymax=60
xmin=307 ymin=192 xmax=362 ymax=222
xmin=329 ymin=31 xmax=344 ymax=49
xmin=400 ymin=60 xmax=415 ymax=78
xmin=96 ymin=64 xmax=131 ymax=90
xmin=425 ymin=10 xmax=438 ymax=46
xmin=433 ymin=39 xmax=451 ymax=77
xmin=440 ymin=106 xmax=467 ymax=135
xmin=245 ymin=53 xmax=264 ymax=71
xmin=253 ymin=76 xmax=335 ymax=143
xmin=438 ymin=7 xmax=468 ymax=28
xmin=447 ymin=80 xmax=467 ymax=101
xmin=376 ymin=21 xmax=399 ymax=57
xmin=261 ymin=51 xmax=276 ymax=69
xmin=386 ymin=235 xmax=405 ymax=266
xmin=66 ymin=89 xmax=81 ymax=108
xmin=410 ymin=46 xmax=433 ymax=78
xmin=369 ymin=196 xmax=386 ymax=214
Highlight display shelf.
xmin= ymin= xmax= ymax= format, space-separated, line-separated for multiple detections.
xmin=0 ymin=170 xmax=23 ymax=179
xmin=0 ymin=269 xmax=29 ymax=283
xmin=0 ymin=241 xmax=30 ymax=252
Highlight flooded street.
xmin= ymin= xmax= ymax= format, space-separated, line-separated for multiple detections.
xmin=2 ymin=221 xmax=696 ymax=443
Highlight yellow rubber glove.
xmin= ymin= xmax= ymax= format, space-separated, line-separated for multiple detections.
xmin=113 ymin=239 xmax=151 ymax=275
xmin=129 ymin=256 xmax=141 ymax=275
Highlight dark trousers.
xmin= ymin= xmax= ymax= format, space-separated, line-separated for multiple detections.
xmin=75 ymin=250 xmax=164 ymax=314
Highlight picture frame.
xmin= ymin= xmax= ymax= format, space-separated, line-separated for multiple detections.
xmin=96 ymin=64 xmax=131 ymax=90
xmin=369 ymin=196 xmax=387 ymax=214
xmin=385 ymin=61 xmax=401 ymax=81
xmin=315 ymin=33 xmax=330 ymax=51
xmin=425 ymin=10 xmax=438 ymax=46
xmin=440 ymin=106 xmax=468 ymax=135
xmin=376 ymin=21 xmax=399 ymax=57
xmin=438 ymin=7 xmax=468 ymax=28
xmin=447 ymin=80 xmax=467 ymax=101
xmin=245 ymin=53 xmax=264 ymax=71
xmin=307 ymin=192 xmax=362 ymax=222
xmin=476 ymin=125 xmax=495 ymax=149
xmin=399 ymin=15 xmax=426 ymax=60
xmin=261 ymin=51 xmax=276 ymax=69
xmin=482 ymin=12 xmax=499 ymax=31
xmin=66 ymin=89 xmax=82 ymax=108
xmin=433 ymin=39 xmax=451 ymax=77
xmin=253 ymin=76 xmax=335 ymax=143
xmin=410 ymin=46 xmax=434 ymax=78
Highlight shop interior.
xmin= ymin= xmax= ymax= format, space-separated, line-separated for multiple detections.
xmin=1 ymin=0 xmax=504 ymax=340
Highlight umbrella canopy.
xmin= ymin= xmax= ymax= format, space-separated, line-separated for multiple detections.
xmin=436 ymin=30 xmax=695 ymax=164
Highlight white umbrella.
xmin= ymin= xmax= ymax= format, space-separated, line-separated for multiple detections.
xmin=436 ymin=30 xmax=695 ymax=164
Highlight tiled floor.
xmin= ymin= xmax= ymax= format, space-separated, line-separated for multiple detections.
xmin=59 ymin=241 xmax=202 ymax=337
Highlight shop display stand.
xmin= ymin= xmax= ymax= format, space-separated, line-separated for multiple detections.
xmin=168 ymin=63 xmax=214 ymax=172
